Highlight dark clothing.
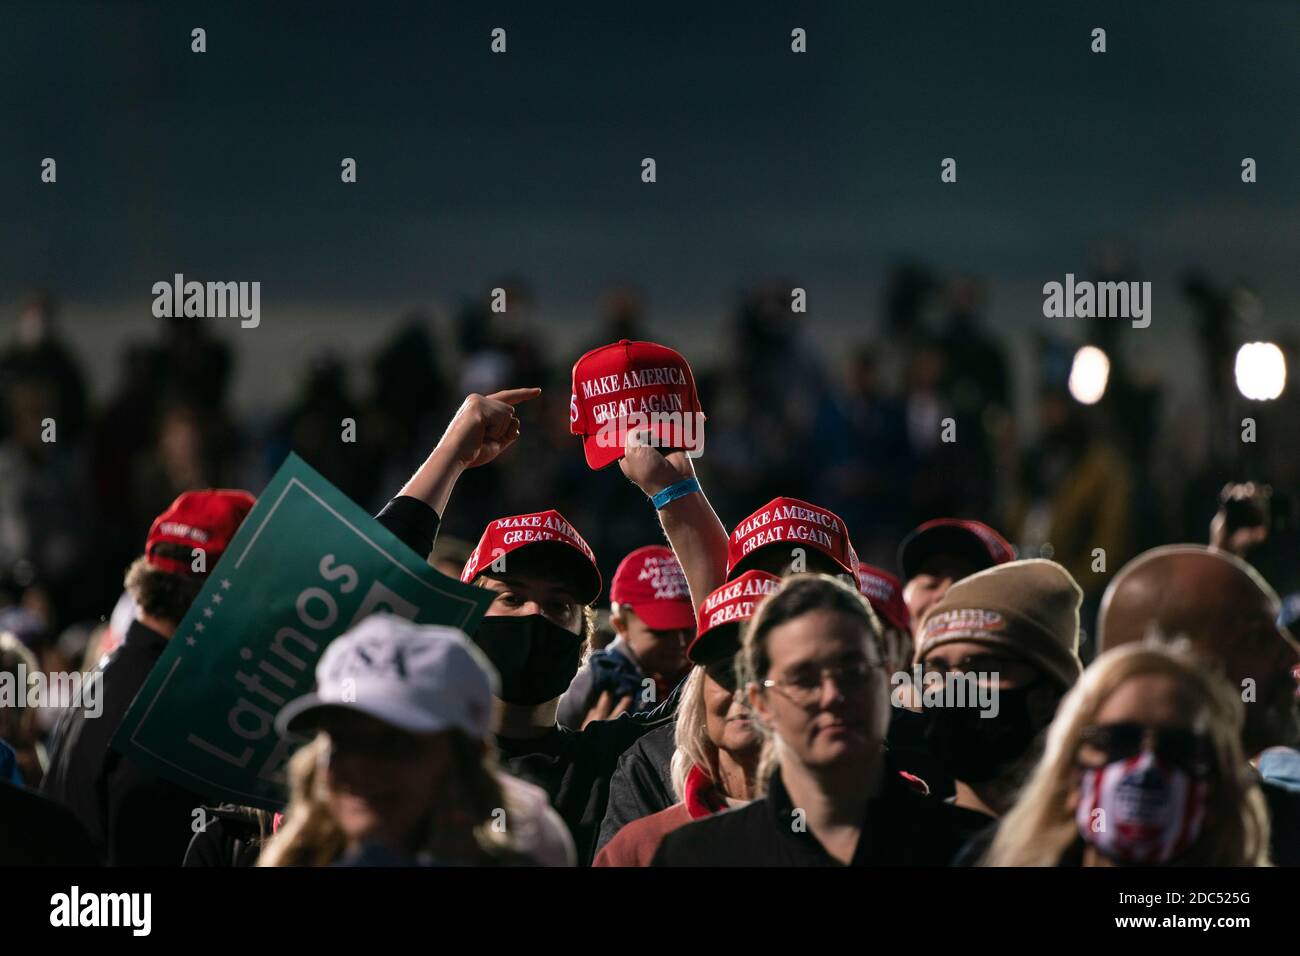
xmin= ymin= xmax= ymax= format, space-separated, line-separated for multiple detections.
xmin=651 ymin=759 xmax=973 ymax=867
xmin=1260 ymin=778 xmax=1300 ymax=866
xmin=42 ymin=618 xmax=203 ymax=865
xmin=951 ymin=817 xmax=1000 ymax=866
xmin=597 ymin=707 xmax=955 ymax=854
xmin=183 ymin=806 xmax=271 ymax=867
xmin=498 ymin=691 xmax=677 ymax=865
xmin=596 ymin=723 xmax=677 ymax=852
xmin=376 ymin=495 xmax=444 ymax=561
xmin=0 ymin=779 xmax=100 ymax=865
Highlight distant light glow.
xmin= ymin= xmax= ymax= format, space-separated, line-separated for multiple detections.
xmin=1069 ymin=346 xmax=1110 ymax=405
xmin=1235 ymin=342 xmax=1286 ymax=400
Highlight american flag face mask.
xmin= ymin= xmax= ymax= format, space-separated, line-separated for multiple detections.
xmin=1075 ymin=749 xmax=1208 ymax=865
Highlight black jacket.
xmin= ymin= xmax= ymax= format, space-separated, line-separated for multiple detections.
xmin=651 ymin=759 xmax=973 ymax=867
xmin=596 ymin=707 xmax=957 ymax=854
xmin=596 ymin=722 xmax=677 ymax=852
xmin=42 ymin=618 xmax=204 ymax=865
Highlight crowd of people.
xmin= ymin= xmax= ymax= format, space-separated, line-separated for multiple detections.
xmin=0 ymin=274 xmax=1297 ymax=868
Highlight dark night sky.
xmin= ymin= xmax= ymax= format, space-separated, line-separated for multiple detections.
xmin=1 ymin=1 xmax=1297 ymax=409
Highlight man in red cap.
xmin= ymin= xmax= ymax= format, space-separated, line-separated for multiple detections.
xmin=43 ymin=489 xmax=255 ymax=866
xmin=897 ymin=518 xmax=1015 ymax=630
xmin=557 ymin=545 xmax=695 ymax=731
xmin=727 ymin=496 xmax=860 ymax=585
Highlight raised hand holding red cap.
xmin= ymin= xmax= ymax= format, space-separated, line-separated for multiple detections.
xmin=620 ymin=440 xmax=695 ymax=497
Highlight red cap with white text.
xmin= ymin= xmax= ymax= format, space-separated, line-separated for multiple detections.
xmin=461 ymin=509 xmax=602 ymax=605
xmin=570 ymin=339 xmax=705 ymax=470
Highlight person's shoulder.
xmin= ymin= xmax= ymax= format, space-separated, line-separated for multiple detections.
xmin=653 ymin=800 xmax=768 ymax=865
xmin=884 ymin=775 xmax=989 ymax=861
xmin=595 ymin=802 xmax=691 ymax=867
xmin=622 ymin=721 xmax=674 ymax=761
xmin=0 ymin=781 xmax=100 ymax=864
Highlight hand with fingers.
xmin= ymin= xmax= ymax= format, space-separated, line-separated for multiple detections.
xmin=619 ymin=433 xmax=695 ymax=497
xmin=581 ymin=690 xmax=633 ymax=730
xmin=399 ymin=387 xmax=542 ymax=516
xmin=440 ymin=388 xmax=541 ymax=470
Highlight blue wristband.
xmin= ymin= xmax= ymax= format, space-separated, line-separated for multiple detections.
xmin=651 ymin=477 xmax=701 ymax=510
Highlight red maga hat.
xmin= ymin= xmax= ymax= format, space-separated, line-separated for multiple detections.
xmin=610 ymin=545 xmax=696 ymax=631
xmin=688 ymin=570 xmax=782 ymax=664
xmin=726 ymin=497 xmax=855 ymax=579
xmin=897 ymin=518 xmax=1014 ymax=582
xmin=461 ymin=509 xmax=602 ymax=605
xmin=570 ymin=339 xmax=705 ymax=470
xmin=145 ymin=489 xmax=256 ymax=576
xmin=856 ymin=563 xmax=911 ymax=635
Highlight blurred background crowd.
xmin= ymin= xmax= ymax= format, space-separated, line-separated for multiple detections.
xmin=2 ymin=261 xmax=1296 ymax=690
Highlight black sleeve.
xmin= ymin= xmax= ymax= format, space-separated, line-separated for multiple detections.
xmin=375 ymin=496 xmax=442 ymax=561
xmin=184 ymin=817 xmax=232 ymax=867
xmin=595 ymin=732 xmax=676 ymax=852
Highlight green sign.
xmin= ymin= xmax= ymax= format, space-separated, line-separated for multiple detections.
xmin=114 ymin=453 xmax=495 ymax=810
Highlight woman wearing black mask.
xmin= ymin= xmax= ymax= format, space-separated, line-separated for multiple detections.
xmin=908 ymin=559 xmax=1084 ymax=834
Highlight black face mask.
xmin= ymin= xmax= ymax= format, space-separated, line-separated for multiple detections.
xmin=922 ymin=684 xmax=1042 ymax=784
xmin=471 ymin=614 xmax=584 ymax=706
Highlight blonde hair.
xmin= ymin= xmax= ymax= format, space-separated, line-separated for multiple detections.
xmin=670 ymin=667 xmax=709 ymax=798
xmin=981 ymin=641 xmax=1271 ymax=866
xmin=258 ymin=729 xmax=522 ymax=867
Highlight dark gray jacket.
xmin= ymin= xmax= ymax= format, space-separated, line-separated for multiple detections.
xmin=595 ymin=721 xmax=677 ymax=852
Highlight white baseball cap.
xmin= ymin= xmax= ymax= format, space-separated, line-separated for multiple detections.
xmin=275 ymin=613 xmax=499 ymax=741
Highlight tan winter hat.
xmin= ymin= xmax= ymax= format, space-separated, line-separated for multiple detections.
xmin=914 ymin=558 xmax=1084 ymax=690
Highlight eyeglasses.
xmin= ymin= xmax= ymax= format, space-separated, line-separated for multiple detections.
xmin=1076 ymin=722 xmax=1217 ymax=779
xmin=761 ymin=658 xmax=884 ymax=705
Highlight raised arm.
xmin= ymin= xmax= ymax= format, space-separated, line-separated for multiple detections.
xmin=398 ymin=387 xmax=541 ymax=515
xmin=619 ymin=443 xmax=729 ymax=614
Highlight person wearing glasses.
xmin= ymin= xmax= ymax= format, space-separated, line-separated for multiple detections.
xmin=651 ymin=573 xmax=974 ymax=866
xmin=911 ymin=560 xmax=1084 ymax=830
xmin=594 ymin=571 xmax=778 ymax=865
xmin=979 ymin=640 xmax=1271 ymax=866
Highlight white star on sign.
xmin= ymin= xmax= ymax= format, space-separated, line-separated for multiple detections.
xmin=203 ymin=608 xmax=214 ymax=618
xmin=186 ymin=637 xmax=196 ymax=647
xmin=195 ymin=623 xmax=205 ymax=632
xmin=221 ymin=579 xmax=232 ymax=589
xmin=212 ymin=593 xmax=223 ymax=604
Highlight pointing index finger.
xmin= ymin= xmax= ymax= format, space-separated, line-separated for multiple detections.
xmin=487 ymin=387 xmax=542 ymax=407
